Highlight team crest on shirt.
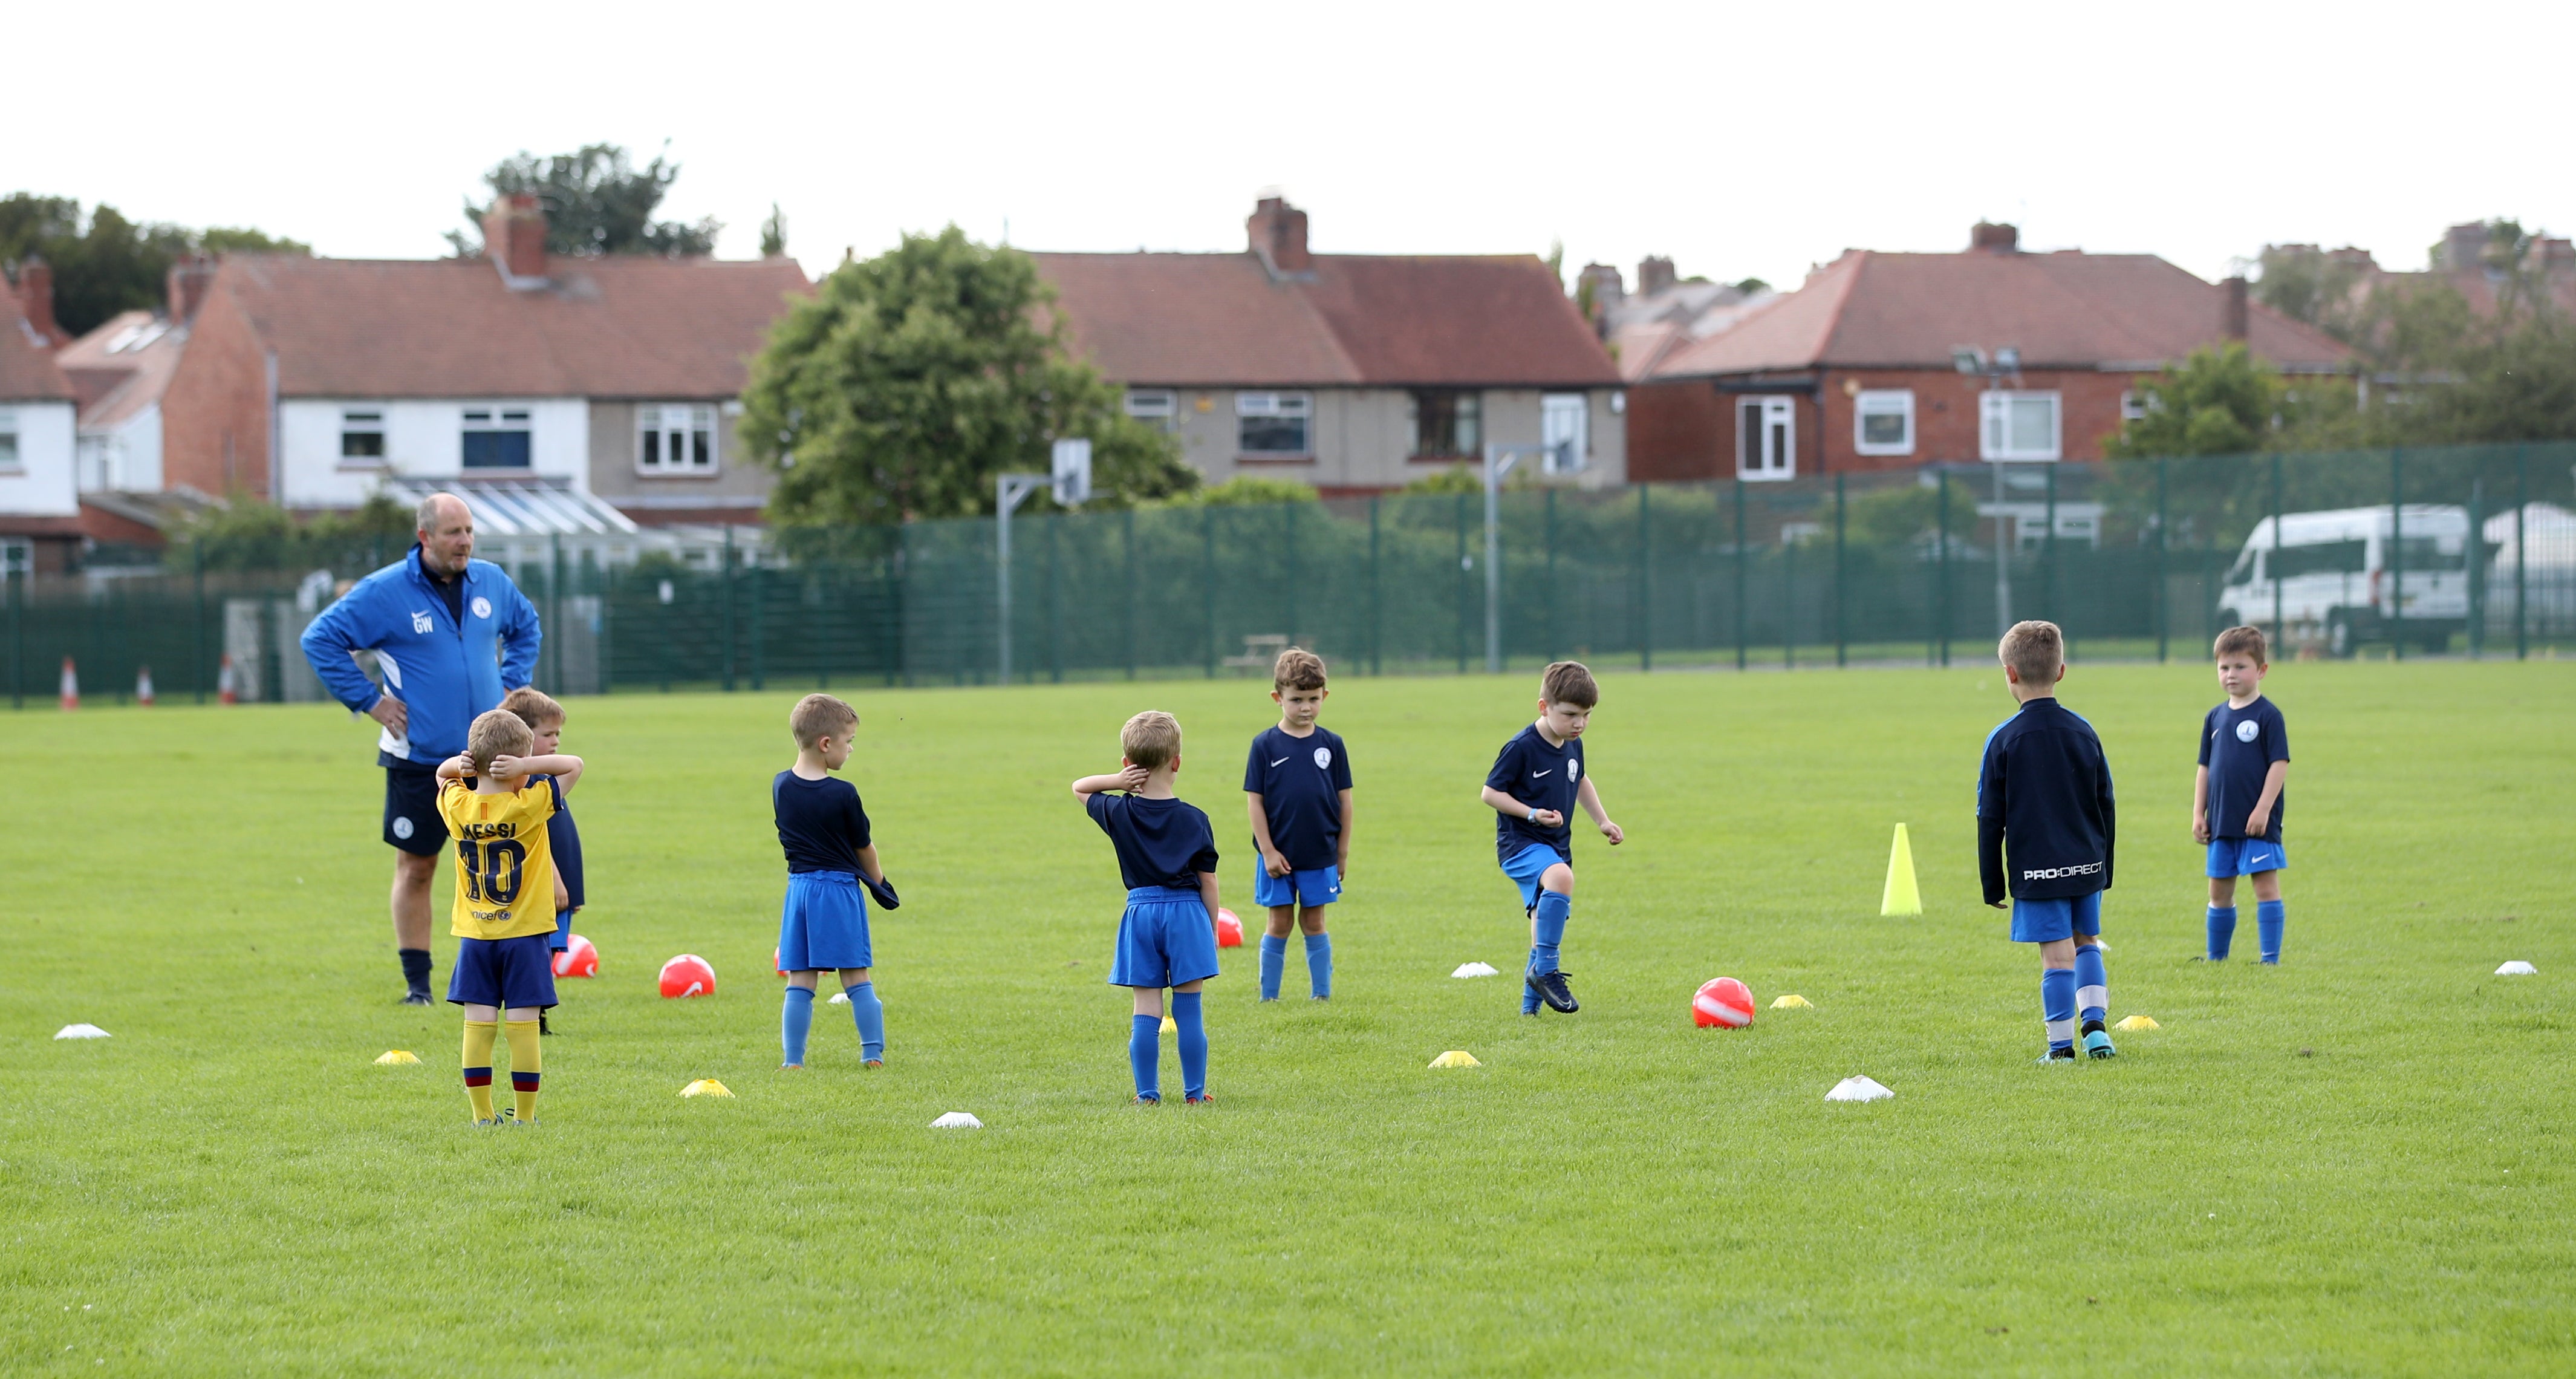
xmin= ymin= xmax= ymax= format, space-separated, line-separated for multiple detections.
xmin=1567 ymin=757 xmax=1581 ymax=781
xmin=2235 ymin=720 xmax=2259 ymax=743
xmin=470 ymin=596 xmax=492 ymax=619
xmin=1313 ymin=746 xmax=1331 ymax=769
xmin=411 ymin=611 xmax=432 ymax=634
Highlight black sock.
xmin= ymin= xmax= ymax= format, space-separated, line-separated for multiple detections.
xmin=2081 ymin=1018 xmax=2105 ymax=1035
xmin=399 ymin=948 xmax=432 ymax=993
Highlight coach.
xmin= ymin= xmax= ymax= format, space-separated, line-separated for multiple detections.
xmin=301 ymin=492 xmax=542 ymax=1005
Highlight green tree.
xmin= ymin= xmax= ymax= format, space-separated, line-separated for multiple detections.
xmin=740 ymin=227 xmax=1197 ymax=526
xmin=0 ymin=194 xmax=309 ymax=337
xmin=1161 ymin=475 xmax=1318 ymax=506
xmin=164 ymin=494 xmax=415 ymax=572
xmin=2104 ymin=343 xmax=2286 ymax=458
xmin=447 ymin=143 xmax=720 ymax=258
xmin=2250 ymin=244 xmax=2373 ymax=344
xmin=759 ymin=203 xmax=787 ymax=258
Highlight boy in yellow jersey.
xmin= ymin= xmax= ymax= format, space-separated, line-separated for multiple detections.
xmin=434 ymin=709 xmax=582 ymax=1126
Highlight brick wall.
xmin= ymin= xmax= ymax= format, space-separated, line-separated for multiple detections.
xmin=160 ymin=281 xmax=273 ymax=497
xmin=1626 ymin=379 xmax=1729 ymax=481
xmin=1815 ymin=368 xmax=2141 ymax=471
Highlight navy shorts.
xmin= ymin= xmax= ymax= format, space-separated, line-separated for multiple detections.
xmin=2009 ymin=891 xmax=2103 ymax=944
xmin=448 ymin=934 xmax=558 ymax=1009
xmin=382 ymin=758 xmax=447 ymax=857
xmin=1252 ymin=864 xmax=1341 ymax=909
xmin=1110 ymin=886 xmax=1221 ymax=989
xmin=2207 ymin=838 xmax=2288 ymax=878
xmin=779 ymin=871 xmax=873 ymax=971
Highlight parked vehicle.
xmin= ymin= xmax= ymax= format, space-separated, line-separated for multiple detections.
xmin=2216 ymin=506 xmax=2479 ymax=656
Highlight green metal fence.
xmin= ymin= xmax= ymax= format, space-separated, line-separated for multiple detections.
xmin=7 ymin=441 xmax=2574 ymax=708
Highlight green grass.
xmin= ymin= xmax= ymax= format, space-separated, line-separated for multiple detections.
xmin=4 ymin=663 xmax=2571 ymax=1376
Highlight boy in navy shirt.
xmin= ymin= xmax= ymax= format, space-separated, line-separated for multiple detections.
xmin=1075 ymin=711 xmax=1223 ymax=1104
xmin=1482 ymin=661 xmax=1624 ymax=1016
xmin=1978 ymin=621 xmax=2120 ymax=1062
xmin=2195 ymin=625 xmax=2291 ymax=963
xmin=501 ymin=688 xmax=583 ymax=1037
xmin=1244 ymin=648 xmax=1354 ymax=1002
xmin=773 ymin=694 xmax=899 ymax=1070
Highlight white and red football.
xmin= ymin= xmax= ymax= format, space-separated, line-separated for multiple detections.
xmin=1215 ymin=908 xmax=1244 ymax=948
xmin=553 ymin=934 xmax=598 ymax=979
xmin=1693 ymin=977 xmax=1755 ymax=1028
xmin=659 ymin=953 xmax=717 ymax=999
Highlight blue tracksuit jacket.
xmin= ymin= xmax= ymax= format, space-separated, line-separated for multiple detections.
xmin=299 ymin=546 xmax=542 ymax=764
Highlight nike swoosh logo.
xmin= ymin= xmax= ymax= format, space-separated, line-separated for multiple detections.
xmin=1533 ymin=770 xmax=1551 ymax=778
xmin=1270 ymin=757 xmax=1289 ymax=767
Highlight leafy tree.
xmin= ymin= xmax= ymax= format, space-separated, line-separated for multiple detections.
xmin=447 ymin=143 xmax=720 ymax=258
xmin=1402 ymin=465 xmax=1483 ymax=495
xmin=2250 ymin=244 xmax=2374 ymax=344
xmin=197 ymin=226 xmax=312 ymax=256
xmin=0 ymin=194 xmax=308 ymax=337
xmin=2104 ymin=343 xmax=2287 ymax=459
xmin=759 ymin=204 xmax=787 ymax=258
xmin=740 ymin=227 xmax=1197 ymax=526
xmin=164 ymin=494 xmax=415 ymax=572
xmin=1161 ymin=475 xmax=1318 ymax=506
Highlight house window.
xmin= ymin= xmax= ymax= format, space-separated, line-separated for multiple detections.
xmin=1124 ymin=389 xmax=1179 ymax=431
xmin=1737 ymin=396 xmax=1796 ymax=480
xmin=1541 ymin=393 xmax=1588 ymax=474
xmin=1407 ymin=390 xmax=1481 ymax=458
xmin=637 ymin=404 xmax=716 ymax=475
xmin=340 ymin=409 xmax=386 ymax=465
xmin=461 ymin=406 xmax=532 ymax=469
xmin=0 ymin=536 xmax=28 ymax=576
xmin=1853 ymin=390 xmax=1914 ymax=456
xmin=1979 ymin=391 xmax=2061 ymax=461
xmin=0 ymin=409 xmax=18 ymax=469
xmin=1236 ymin=391 xmax=1312 ymax=455
xmin=2120 ymin=390 xmax=2148 ymax=423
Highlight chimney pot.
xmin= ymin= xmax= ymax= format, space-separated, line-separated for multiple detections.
xmin=2222 ymin=275 xmax=2250 ymax=342
xmin=166 ymin=254 xmax=216 ymax=322
xmin=15 ymin=256 xmax=68 ymax=347
xmin=484 ymin=194 xmax=550 ymax=282
xmin=1971 ymin=221 xmax=2020 ymax=253
xmin=1247 ymin=196 xmax=1312 ymax=275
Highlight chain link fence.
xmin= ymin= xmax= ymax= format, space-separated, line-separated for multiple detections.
xmin=7 ymin=442 xmax=2573 ymax=708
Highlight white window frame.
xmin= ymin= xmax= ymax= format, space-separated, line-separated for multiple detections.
xmin=636 ymin=402 xmax=718 ymax=477
xmin=0 ymin=408 xmax=19 ymax=471
xmin=339 ymin=408 xmax=388 ymax=469
xmin=1124 ymin=389 xmax=1177 ymax=420
xmin=1979 ymin=390 xmax=2062 ymax=461
xmin=461 ymin=405 xmax=535 ymax=470
xmin=1852 ymin=389 xmax=1915 ymax=457
xmin=1737 ymin=394 xmax=1797 ymax=481
xmin=1234 ymin=390 xmax=1313 ymax=457
xmin=2120 ymin=389 xmax=2150 ymax=423
xmin=1540 ymin=393 xmax=1589 ymax=474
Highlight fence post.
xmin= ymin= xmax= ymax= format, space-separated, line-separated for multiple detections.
xmin=2389 ymin=448 xmax=2406 ymax=660
xmin=1123 ymin=506 xmax=1138 ymax=681
xmin=2468 ymin=478 xmax=2485 ymax=659
xmin=893 ymin=523 xmax=911 ymax=688
xmin=1936 ymin=468 xmax=1951 ymax=667
xmin=192 ymin=541 xmax=207 ymax=703
xmin=2042 ymin=461 xmax=2058 ymax=631
xmin=1733 ymin=478 xmax=1748 ymax=671
xmin=1833 ymin=472 xmax=1847 ymax=668
xmin=1046 ymin=513 xmax=1062 ymax=684
xmin=1203 ymin=505 xmax=1218 ymax=679
xmin=2514 ymin=443 xmax=2529 ymax=660
xmin=2269 ymin=451 xmax=2285 ymax=648
xmin=1636 ymin=484 xmax=1652 ymax=672
xmin=598 ymin=556 xmax=614 ymax=695
xmin=1368 ymin=497 xmax=1383 ymax=676
xmin=1455 ymin=492 xmax=1469 ymax=674
xmin=549 ymin=533 xmax=565 ymax=696
xmin=1544 ymin=488 xmax=1558 ymax=660
xmin=2155 ymin=458 xmax=2170 ymax=663
xmin=7 ymin=554 xmax=19 ymax=709
xmin=1284 ymin=501 xmax=1299 ymax=650
xmin=748 ymin=556 xmax=765 ymax=691
xmin=721 ymin=526 xmax=737 ymax=693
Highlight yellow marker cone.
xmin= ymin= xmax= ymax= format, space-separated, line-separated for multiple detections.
xmin=680 ymin=1078 xmax=735 ymax=1098
xmin=1770 ymin=994 xmax=1813 ymax=1009
xmin=1881 ymin=823 xmax=1922 ymax=916
xmin=373 ymin=1049 xmax=421 ymax=1065
xmin=1160 ymin=1016 xmax=1177 ymax=1034
xmin=1428 ymin=1049 xmax=1482 ymax=1068
xmin=2115 ymin=1014 xmax=2161 ymax=1031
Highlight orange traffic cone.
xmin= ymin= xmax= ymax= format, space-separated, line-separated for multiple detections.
xmin=136 ymin=665 xmax=155 ymax=706
xmin=217 ymin=654 xmax=238 ymax=705
xmin=59 ymin=657 xmax=77 ymax=711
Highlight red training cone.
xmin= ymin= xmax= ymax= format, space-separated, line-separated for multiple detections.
xmin=135 ymin=665 xmax=155 ymax=706
xmin=659 ymin=953 xmax=717 ymax=999
xmin=554 ymin=934 xmax=598 ymax=978
xmin=1693 ymin=977 xmax=1756 ymax=1029
xmin=1215 ymin=907 xmax=1244 ymax=948
xmin=59 ymin=657 xmax=77 ymax=711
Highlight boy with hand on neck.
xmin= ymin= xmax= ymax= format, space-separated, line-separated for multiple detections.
xmin=1480 ymin=660 xmax=1623 ymax=1017
xmin=499 ymin=688 xmax=583 ymax=1035
xmin=434 ymin=710 xmax=582 ymax=1124
xmin=1244 ymin=648 xmax=1353 ymax=1002
xmin=1075 ymin=711 xmax=1222 ymax=1105
xmin=773 ymin=694 xmax=897 ymax=1071
xmin=1977 ymin=621 xmax=2119 ymax=1063
xmin=2195 ymin=626 xmax=2291 ymax=963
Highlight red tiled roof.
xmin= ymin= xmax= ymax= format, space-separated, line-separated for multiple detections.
xmin=60 ymin=310 xmax=187 ymax=430
xmin=209 ymin=253 xmax=811 ymax=399
xmin=1032 ymin=252 xmax=1618 ymax=389
xmin=0 ymin=289 xmax=75 ymax=402
xmin=1653 ymin=249 xmax=2352 ymax=379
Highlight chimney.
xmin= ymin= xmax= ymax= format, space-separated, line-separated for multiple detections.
xmin=1970 ymin=221 xmax=2019 ymax=253
xmin=483 ymin=194 xmax=550 ymax=283
xmin=1575 ymin=263 xmax=1624 ymax=336
xmin=1635 ymin=255 xmax=1677 ymax=298
xmin=166 ymin=254 xmax=217 ymax=322
xmin=15 ymin=256 xmax=69 ymax=347
xmin=1247 ymin=196 xmax=1312 ymax=275
xmin=2222 ymin=275 xmax=2249 ymax=342
xmin=2438 ymin=221 xmax=2489 ymax=272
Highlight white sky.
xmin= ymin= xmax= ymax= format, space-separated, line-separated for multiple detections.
xmin=10 ymin=1 xmax=2571 ymax=293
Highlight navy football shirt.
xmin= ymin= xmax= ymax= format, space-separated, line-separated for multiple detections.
xmin=534 ymin=775 xmax=584 ymax=908
xmin=1243 ymin=725 xmax=1354 ymax=871
xmin=1486 ymin=723 xmax=1586 ymax=865
xmin=1976 ymin=698 xmax=2117 ymax=903
xmin=2199 ymin=697 xmax=2289 ymax=841
xmin=1087 ymin=792 xmax=1220 ymax=891
xmin=773 ymin=771 xmax=871 ymax=875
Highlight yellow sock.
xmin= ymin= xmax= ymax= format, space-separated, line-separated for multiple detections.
xmin=462 ymin=1020 xmax=498 ymax=1121
xmin=504 ymin=1019 xmax=542 ymax=1122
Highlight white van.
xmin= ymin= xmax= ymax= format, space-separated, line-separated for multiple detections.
xmin=2215 ymin=505 xmax=2476 ymax=656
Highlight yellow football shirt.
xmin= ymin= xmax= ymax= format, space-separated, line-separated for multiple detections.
xmin=435 ymin=778 xmax=562 ymax=941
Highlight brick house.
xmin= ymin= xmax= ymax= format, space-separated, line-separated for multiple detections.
xmin=1630 ymin=223 xmax=2351 ymax=483
xmin=0 ymin=266 xmax=81 ymax=574
xmin=159 ymin=197 xmax=808 ymax=524
xmin=1030 ymin=198 xmax=1624 ymax=495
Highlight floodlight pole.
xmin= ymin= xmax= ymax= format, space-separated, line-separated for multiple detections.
xmin=1483 ymin=443 xmax=1553 ymax=674
xmin=995 ymin=472 xmax=1049 ymax=685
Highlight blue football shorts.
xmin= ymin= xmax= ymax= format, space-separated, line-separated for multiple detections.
xmin=550 ymin=908 xmax=574 ymax=952
xmin=447 ymin=933 xmax=559 ymax=1009
xmin=778 ymin=870 xmax=873 ymax=971
xmin=2009 ymin=891 xmax=2103 ymax=944
xmin=1500 ymin=841 xmax=1569 ymax=909
xmin=1110 ymin=886 xmax=1221 ymax=989
xmin=2206 ymin=838 xmax=2288 ymax=878
xmin=1252 ymin=863 xmax=1341 ymax=909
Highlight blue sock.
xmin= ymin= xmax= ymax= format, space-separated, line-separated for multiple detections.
xmin=1529 ymin=890 xmax=1570 ymax=975
xmin=2074 ymin=945 xmax=2108 ymax=1025
xmin=1304 ymin=932 xmax=1332 ymax=999
xmin=2207 ymin=905 xmax=2239 ymax=960
xmin=1258 ymin=934 xmax=1286 ymax=1000
xmin=2041 ymin=968 xmax=2077 ymax=1052
xmin=780 ymin=985 xmax=814 ymax=1066
xmin=1172 ymin=992 xmax=1208 ymax=1099
xmin=1128 ymin=1014 xmax=1160 ymax=1101
xmin=845 ymin=982 xmax=885 ymax=1061
xmin=2257 ymin=900 xmax=2285 ymax=964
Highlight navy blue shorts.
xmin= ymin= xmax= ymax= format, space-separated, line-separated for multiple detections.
xmin=2009 ymin=891 xmax=2103 ymax=944
xmin=383 ymin=760 xmax=447 ymax=857
xmin=448 ymin=934 xmax=558 ymax=1009
xmin=779 ymin=871 xmax=872 ymax=971
xmin=1110 ymin=886 xmax=1221 ymax=989
xmin=1252 ymin=864 xmax=1341 ymax=909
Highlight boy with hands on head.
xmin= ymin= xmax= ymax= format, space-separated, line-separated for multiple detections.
xmin=1244 ymin=648 xmax=1353 ymax=1002
xmin=1075 ymin=711 xmax=1221 ymax=1104
xmin=773 ymin=694 xmax=898 ymax=1071
xmin=2195 ymin=626 xmax=2292 ymax=963
xmin=1482 ymin=660 xmax=1623 ymax=1016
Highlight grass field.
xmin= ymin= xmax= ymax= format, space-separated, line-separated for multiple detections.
xmin=4 ymin=661 xmax=2571 ymax=1376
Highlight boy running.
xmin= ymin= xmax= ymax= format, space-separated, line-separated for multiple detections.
xmin=499 ymin=688 xmax=582 ymax=1035
xmin=434 ymin=709 xmax=581 ymax=1124
xmin=1075 ymin=711 xmax=1221 ymax=1104
xmin=1481 ymin=661 xmax=1623 ymax=1016
xmin=2196 ymin=626 xmax=2291 ymax=963
xmin=1244 ymin=648 xmax=1353 ymax=1002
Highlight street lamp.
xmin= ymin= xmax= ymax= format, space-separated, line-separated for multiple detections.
xmin=1954 ymin=344 xmax=2023 ymax=634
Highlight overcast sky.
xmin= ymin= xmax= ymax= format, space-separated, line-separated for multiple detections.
xmin=12 ymin=0 xmax=2571 ymax=293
